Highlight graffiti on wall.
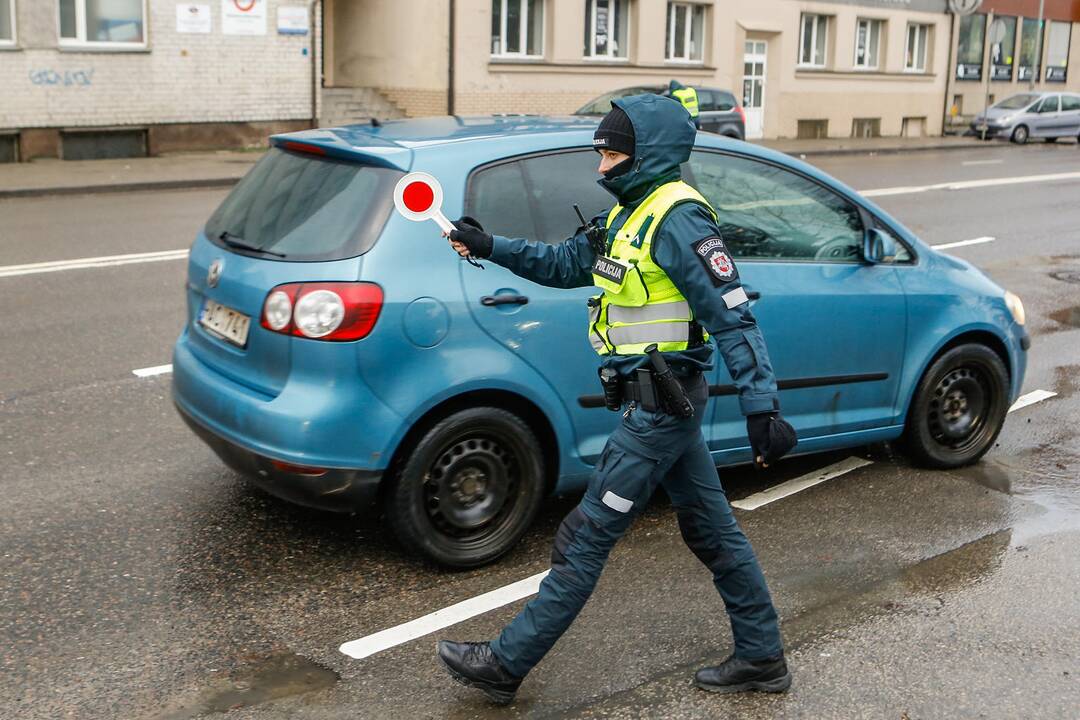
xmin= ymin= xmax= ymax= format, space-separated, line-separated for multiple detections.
xmin=29 ymin=69 xmax=95 ymax=87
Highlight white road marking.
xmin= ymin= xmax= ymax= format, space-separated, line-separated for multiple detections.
xmin=340 ymin=570 xmax=550 ymax=661
xmin=860 ymin=170 xmax=1080 ymax=198
xmin=961 ymin=159 xmax=1004 ymax=166
xmin=132 ymin=364 xmax=173 ymax=378
xmin=0 ymin=249 xmax=189 ymax=278
xmin=731 ymin=456 xmax=874 ymax=511
xmin=930 ymin=236 xmax=996 ymax=250
xmin=1008 ymin=389 xmax=1057 ymax=413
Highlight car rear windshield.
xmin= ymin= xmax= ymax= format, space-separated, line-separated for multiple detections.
xmin=994 ymin=93 xmax=1041 ymax=110
xmin=204 ymin=148 xmax=401 ymax=262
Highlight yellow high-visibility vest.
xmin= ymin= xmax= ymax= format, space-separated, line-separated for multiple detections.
xmin=588 ymin=181 xmax=715 ymax=355
xmin=671 ymin=86 xmax=699 ymax=118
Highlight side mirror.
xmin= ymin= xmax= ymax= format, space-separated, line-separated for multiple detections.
xmin=863 ymin=228 xmax=896 ymax=264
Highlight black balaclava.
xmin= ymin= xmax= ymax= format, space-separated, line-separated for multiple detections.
xmin=593 ymin=105 xmax=635 ymax=179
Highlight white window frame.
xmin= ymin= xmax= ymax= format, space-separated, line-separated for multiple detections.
xmin=585 ymin=0 xmax=629 ymax=61
xmin=853 ymin=18 xmax=883 ymax=70
xmin=491 ymin=0 xmax=544 ymax=59
xmin=58 ymin=0 xmax=148 ymax=50
xmin=0 ymin=0 xmax=16 ymax=47
xmin=665 ymin=2 xmax=706 ymax=64
xmin=799 ymin=13 xmax=829 ymax=68
xmin=904 ymin=22 xmax=930 ymax=73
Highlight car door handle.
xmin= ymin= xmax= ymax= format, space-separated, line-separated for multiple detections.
xmin=481 ymin=294 xmax=529 ymax=307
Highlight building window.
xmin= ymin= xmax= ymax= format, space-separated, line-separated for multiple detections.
xmin=905 ymin=23 xmax=929 ymax=72
xmin=0 ymin=0 xmax=14 ymax=45
xmin=665 ymin=2 xmax=705 ymax=63
xmin=990 ymin=16 xmax=1017 ymax=81
xmin=1046 ymin=21 xmax=1071 ymax=82
xmin=584 ymin=0 xmax=628 ymax=60
xmin=955 ymin=13 xmax=985 ymax=80
xmin=854 ymin=18 xmax=882 ymax=70
xmin=58 ymin=0 xmax=146 ymax=46
xmin=799 ymin=13 xmax=828 ymax=67
xmin=491 ymin=0 xmax=544 ymax=58
xmin=1018 ymin=18 xmax=1043 ymax=81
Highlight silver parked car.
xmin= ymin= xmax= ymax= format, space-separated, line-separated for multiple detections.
xmin=971 ymin=91 xmax=1080 ymax=144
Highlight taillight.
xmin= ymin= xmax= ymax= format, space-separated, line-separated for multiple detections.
xmin=260 ymin=282 xmax=383 ymax=341
xmin=736 ymin=105 xmax=746 ymax=124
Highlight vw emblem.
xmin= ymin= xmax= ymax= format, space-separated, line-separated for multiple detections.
xmin=207 ymin=259 xmax=224 ymax=288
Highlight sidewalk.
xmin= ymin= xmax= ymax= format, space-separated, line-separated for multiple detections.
xmin=0 ymin=135 xmax=989 ymax=199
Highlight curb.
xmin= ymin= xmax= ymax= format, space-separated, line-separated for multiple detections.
xmin=0 ymin=176 xmax=242 ymax=199
xmin=766 ymin=142 xmax=988 ymax=158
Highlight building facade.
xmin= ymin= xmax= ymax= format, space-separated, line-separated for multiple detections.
xmin=1 ymin=0 xmax=320 ymax=161
xmin=944 ymin=0 xmax=1080 ymax=130
xmin=325 ymin=0 xmax=957 ymax=139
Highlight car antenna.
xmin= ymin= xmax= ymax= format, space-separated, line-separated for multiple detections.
xmin=370 ymin=117 xmax=382 ymax=128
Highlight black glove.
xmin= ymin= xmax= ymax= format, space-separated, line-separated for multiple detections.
xmin=746 ymin=412 xmax=798 ymax=467
xmin=449 ymin=216 xmax=493 ymax=259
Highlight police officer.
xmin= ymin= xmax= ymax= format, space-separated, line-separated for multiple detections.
xmin=436 ymin=94 xmax=797 ymax=705
xmin=669 ymin=79 xmax=701 ymax=129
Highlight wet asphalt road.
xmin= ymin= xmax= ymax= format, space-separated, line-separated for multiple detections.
xmin=1 ymin=142 xmax=1079 ymax=719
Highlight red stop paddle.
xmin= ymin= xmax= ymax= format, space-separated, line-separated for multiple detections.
xmin=393 ymin=172 xmax=454 ymax=234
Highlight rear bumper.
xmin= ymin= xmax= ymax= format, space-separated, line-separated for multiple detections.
xmin=177 ymin=400 xmax=382 ymax=512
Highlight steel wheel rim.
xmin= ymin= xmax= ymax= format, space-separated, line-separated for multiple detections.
xmin=927 ymin=366 xmax=990 ymax=451
xmin=422 ymin=432 xmax=520 ymax=541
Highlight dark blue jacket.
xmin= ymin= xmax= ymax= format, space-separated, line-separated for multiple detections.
xmin=487 ymin=94 xmax=779 ymax=416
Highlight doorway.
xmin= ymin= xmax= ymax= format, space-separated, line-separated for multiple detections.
xmin=742 ymin=40 xmax=767 ymax=139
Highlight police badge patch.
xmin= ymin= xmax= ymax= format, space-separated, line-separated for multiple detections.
xmin=692 ymin=236 xmax=738 ymax=285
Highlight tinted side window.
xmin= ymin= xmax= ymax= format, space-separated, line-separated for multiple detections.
xmin=466 ymin=161 xmax=539 ymax=242
xmin=519 ymin=151 xmax=613 ymax=244
xmin=687 ymin=151 xmax=864 ymax=262
xmin=467 ymin=151 xmax=612 ymax=245
xmin=1061 ymin=95 xmax=1080 ymax=111
xmin=715 ymin=91 xmax=737 ymax=111
xmin=696 ymin=89 xmax=716 ymax=111
xmin=1037 ymin=95 xmax=1060 ymax=113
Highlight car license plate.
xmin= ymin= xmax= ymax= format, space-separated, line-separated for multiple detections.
xmin=199 ymin=300 xmax=251 ymax=347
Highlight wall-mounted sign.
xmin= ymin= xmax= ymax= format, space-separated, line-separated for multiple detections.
xmin=956 ymin=63 xmax=982 ymax=80
xmin=948 ymin=0 xmax=982 ymax=15
xmin=177 ymin=3 xmax=212 ymax=33
xmin=278 ymin=6 xmax=309 ymax=35
xmin=1046 ymin=66 xmax=1067 ymax=82
xmin=222 ymin=0 xmax=267 ymax=36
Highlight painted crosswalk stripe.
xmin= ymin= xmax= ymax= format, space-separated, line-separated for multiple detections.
xmin=930 ymin=236 xmax=995 ymax=250
xmin=0 ymin=249 xmax=189 ymax=278
xmin=731 ymin=456 xmax=874 ymax=511
xmin=860 ymin=170 xmax=1080 ymax=197
xmin=340 ymin=570 xmax=550 ymax=661
xmin=1008 ymin=389 xmax=1057 ymax=413
xmin=132 ymin=364 xmax=173 ymax=378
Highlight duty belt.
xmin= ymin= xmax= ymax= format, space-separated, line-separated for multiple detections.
xmin=621 ymin=369 xmax=702 ymax=413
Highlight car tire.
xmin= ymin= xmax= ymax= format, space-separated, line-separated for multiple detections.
xmin=903 ymin=344 xmax=1010 ymax=469
xmin=1011 ymin=125 xmax=1029 ymax=144
xmin=385 ymin=407 xmax=545 ymax=568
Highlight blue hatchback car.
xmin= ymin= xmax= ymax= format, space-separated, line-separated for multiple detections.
xmin=172 ymin=116 xmax=1030 ymax=567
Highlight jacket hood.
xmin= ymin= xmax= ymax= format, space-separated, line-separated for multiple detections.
xmin=599 ymin=93 xmax=696 ymax=206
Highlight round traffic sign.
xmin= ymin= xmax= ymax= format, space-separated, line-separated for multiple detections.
xmin=393 ymin=172 xmax=454 ymax=233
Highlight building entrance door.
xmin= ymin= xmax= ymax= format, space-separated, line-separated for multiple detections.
xmin=742 ymin=41 xmax=767 ymax=139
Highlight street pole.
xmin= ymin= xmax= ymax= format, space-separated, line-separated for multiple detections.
xmin=1030 ymin=0 xmax=1045 ymax=90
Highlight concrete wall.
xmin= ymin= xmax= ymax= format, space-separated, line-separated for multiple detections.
xmin=0 ymin=0 xmax=318 ymax=137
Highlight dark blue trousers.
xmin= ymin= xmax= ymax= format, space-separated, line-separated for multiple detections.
xmin=489 ymin=376 xmax=783 ymax=678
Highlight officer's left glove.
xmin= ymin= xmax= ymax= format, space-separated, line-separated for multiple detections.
xmin=746 ymin=412 xmax=798 ymax=468
xmin=449 ymin=216 xmax=493 ymax=259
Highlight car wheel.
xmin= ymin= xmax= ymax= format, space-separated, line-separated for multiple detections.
xmin=385 ymin=407 xmax=545 ymax=568
xmin=1010 ymin=125 xmax=1029 ymax=144
xmin=904 ymin=344 xmax=1009 ymax=469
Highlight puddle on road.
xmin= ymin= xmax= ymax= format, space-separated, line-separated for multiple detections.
xmin=1048 ymin=305 xmax=1080 ymax=330
xmin=154 ymin=651 xmax=339 ymax=720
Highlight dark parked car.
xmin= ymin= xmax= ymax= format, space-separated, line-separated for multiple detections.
xmin=576 ymin=85 xmax=746 ymax=139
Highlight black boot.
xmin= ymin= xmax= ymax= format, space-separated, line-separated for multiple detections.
xmin=437 ymin=640 xmax=522 ymax=704
xmin=694 ymin=653 xmax=792 ymax=694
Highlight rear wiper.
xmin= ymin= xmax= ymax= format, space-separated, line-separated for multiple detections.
xmin=219 ymin=231 xmax=287 ymax=258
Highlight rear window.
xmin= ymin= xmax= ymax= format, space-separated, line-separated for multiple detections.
xmin=204 ymin=148 xmax=401 ymax=262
